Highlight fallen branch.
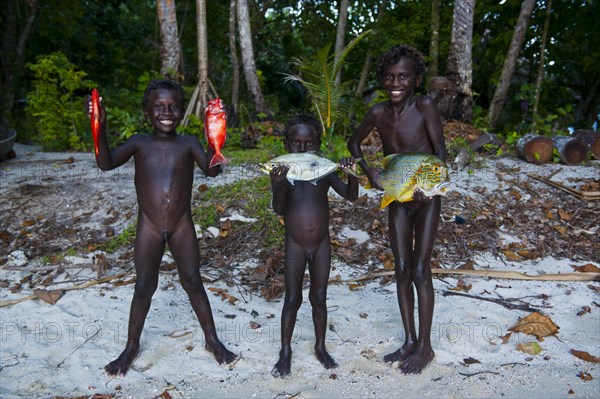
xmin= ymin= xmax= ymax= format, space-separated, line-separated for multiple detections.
xmin=529 ymin=173 xmax=600 ymax=201
xmin=441 ymin=290 xmax=541 ymax=312
xmin=0 ymin=269 xmax=133 ymax=308
xmin=339 ymin=269 xmax=600 ymax=284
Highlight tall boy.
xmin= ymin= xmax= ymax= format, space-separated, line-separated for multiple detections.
xmin=87 ymin=80 xmax=236 ymax=376
xmin=269 ymin=114 xmax=358 ymax=377
xmin=348 ymin=45 xmax=447 ymax=374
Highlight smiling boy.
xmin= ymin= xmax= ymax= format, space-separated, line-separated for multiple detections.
xmin=87 ymin=80 xmax=236 ymax=376
xmin=348 ymin=45 xmax=447 ymax=374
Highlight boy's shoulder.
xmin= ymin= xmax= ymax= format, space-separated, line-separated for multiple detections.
xmin=365 ymin=101 xmax=388 ymax=119
xmin=415 ymin=95 xmax=437 ymax=111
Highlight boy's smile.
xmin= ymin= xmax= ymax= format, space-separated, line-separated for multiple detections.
xmin=145 ymin=88 xmax=183 ymax=135
xmin=382 ymin=57 xmax=421 ymax=108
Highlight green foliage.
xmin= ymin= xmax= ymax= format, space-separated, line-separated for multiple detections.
xmin=227 ymin=148 xmax=273 ymax=165
xmin=193 ymin=176 xmax=284 ymax=249
xmin=177 ymin=114 xmax=204 ymax=141
xmin=102 ymin=221 xmax=137 ymax=253
xmin=283 ymin=29 xmax=371 ymax=136
xmin=258 ymin=135 xmax=285 ymax=157
xmin=25 ymin=52 xmax=94 ymax=150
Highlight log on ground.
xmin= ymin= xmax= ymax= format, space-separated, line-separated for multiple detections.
xmin=516 ymin=134 xmax=554 ymax=164
xmin=552 ymin=135 xmax=588 ymax=165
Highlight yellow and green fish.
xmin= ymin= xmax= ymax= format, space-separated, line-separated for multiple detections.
xmin=374 ymin=152 xmax=449 ymax=208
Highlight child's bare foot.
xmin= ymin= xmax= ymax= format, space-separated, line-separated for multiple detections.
xmin=104 ymin=344 xmax=139 ymax=376
xmin=205 ymin=338 xmax=237 ymax=365
xmin=400 ymin=346 xmax=434 ymax=374
xmin=315 ymin=346 xmax=338 ymax=369
xmin=383 ymin=342 xmax=416 ymax=363
xmin=271 ymin=347 xmax=292 ymax=378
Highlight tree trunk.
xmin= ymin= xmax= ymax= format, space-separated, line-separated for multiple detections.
xmin=334 ymin=0 xmax=349 ymax=85
xmin=229 ymin=0 xmax=240 ymax=115
xmin=488 ymin=0 xmax=535 ymax=128
xmin=446 ymin=0 xmax=475 ymax=123
xmin=354 ymin=0 xmax=387 ymax=98
xmin=516 ymin=134 xmax=553 ymax=164
xmin=196 ymin=0 xmax=209 ymax=117
xmin=157 ymin=0 xmax=182 ymax=81
xmin=532 ymin=0 xmax=552 ymax=118
xmin=237 ymin=0 xmax=271 ymax=117
xmin=552 ymin=135 xmax=588 ymax=165
xmin=427 ymin=0 xmax=441 ymax=80
xmin=427 ymin=76 xmax=457 ymax=123
xmin=1 ymin=0 xmax=38 ymax=120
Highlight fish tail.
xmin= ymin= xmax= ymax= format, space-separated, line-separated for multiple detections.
xmin=209 ymin=153 xmax=228 ymax=168
xmin=380 ymin=193 xmax=395 ymax=209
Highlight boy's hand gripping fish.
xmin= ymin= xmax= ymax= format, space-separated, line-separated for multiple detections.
xmin=261 ymin=153 xmax=359 ymax=185
xmin=90 ymin=88 xmax=101 ymax=159
xmin=374 ymin=152 xmax=450 ymax=208
xmin=204 ymin=98 xmax=228 ymax=168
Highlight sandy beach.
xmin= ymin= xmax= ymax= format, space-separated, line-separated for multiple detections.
xmin=1 ymin=144 xmax=599 ymax=398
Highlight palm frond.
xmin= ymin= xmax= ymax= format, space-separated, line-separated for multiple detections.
xmin=281 ymin=30 xmax=372 ymax=136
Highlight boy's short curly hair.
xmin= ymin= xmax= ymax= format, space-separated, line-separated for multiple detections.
xmin=142 ymin=80 xmax=185 ymax=110
xmin=376 ymin=45 xmax=426 ymax=82
xmin=284 ymin=113 xmax=322 ymax=140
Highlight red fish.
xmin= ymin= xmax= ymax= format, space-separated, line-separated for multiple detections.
xmin=90 ymin=88 xmax=101 ymax=159
xmin=204 ymin=98 xmax=228 ymax=167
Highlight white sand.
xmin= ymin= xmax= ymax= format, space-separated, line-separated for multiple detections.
xmin=1 ymin=145 xmax=599 ymax=398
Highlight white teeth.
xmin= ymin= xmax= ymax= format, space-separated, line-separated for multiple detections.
xmin=160 ymin=120 xmax=173 ymax=125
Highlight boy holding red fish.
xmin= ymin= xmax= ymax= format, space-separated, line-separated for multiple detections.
xmin=348 ymin=45 xmax=447 ymax=374
xmin=86 ymin=80 xmax=236 ymax=376
xmin=268 ymin=113 xmax=358 ymax=377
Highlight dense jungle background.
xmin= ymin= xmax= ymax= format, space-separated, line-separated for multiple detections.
xmin=1 ymin=0 xmax=598 ymax=154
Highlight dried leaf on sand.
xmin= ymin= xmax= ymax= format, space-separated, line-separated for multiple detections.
xmin=508 ymin=312 xmax=559 ymax=341
xmin=570 ymin=349 xmax=600 ymax=363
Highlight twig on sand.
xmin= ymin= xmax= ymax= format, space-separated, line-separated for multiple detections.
xmin=459 ymin=370 xmax=500 ymax=379
xmin=442 ymin=290 xmax=541 ymax=312
xmin=0 ymin=269 xmax=133 ymax=308
xmin=338 ymin=268 xmax=600 ymax=284
xmin=56 ymin=328 xmax=101 ymax=367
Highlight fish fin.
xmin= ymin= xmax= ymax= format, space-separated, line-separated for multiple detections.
xmin=287 ymin=178 xmax=295 ymax=186
xmin=364 ymin=181 xmax=372 ymax=190
xmin=209 ymin=153 xmax=228 ymax=168
xmin=345 ymin=168 xmax=360 ymax=179
xmin=309 ymin=179 xmax=318 ymax=186
xmin=381 ymin=154 xmax=396 ymax=168
xmin=380 ymin=193 xmax=395 ymax=209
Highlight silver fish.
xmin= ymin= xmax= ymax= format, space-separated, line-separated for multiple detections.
xmin=261 ymin=153 xmax=357 ymax=185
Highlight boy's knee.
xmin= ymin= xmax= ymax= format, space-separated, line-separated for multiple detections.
xmin=309 ymin=290 xmax=326 ymax=308
xmin=283 ymin=294 xmax=302 ymax=312
xmin=412 ymin=266 xmax=432 ymax=285
xmin=134 ymin=280 xmax=158 ymax=298
xmin=180 ymin=273 xmax=205 ymax=293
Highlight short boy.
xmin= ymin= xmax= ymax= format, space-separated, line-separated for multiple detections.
xmin=347 ymin=45 xmax=447 ymax=374
xmin=269 ymin=113 xmax=358 ymax=377
xmin=87 ymin=80 xmax=237 ymax=376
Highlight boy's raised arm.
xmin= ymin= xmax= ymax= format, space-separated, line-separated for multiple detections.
xmin=330 ymin=158 xmax=359 ymax=201
xmin=86 ymin=95 xmax=135 ymax=171
xmin=347 ymin=107 xmax=382 ymax=190
xmin=191 ymin=138 xmax=222 ymax=177
xmin=421 ymin=96 xmax=447 ymax=161
xmin=270 ymin=165 xmax=289 ymax=215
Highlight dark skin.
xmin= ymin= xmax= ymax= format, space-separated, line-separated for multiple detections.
xmin=347 ymin=56 xmax=447 ymax=374
xmin=269 ymin=124 xmax=358 ymax=377
xmin=86 ymin=88 xmax=236 ymax=376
